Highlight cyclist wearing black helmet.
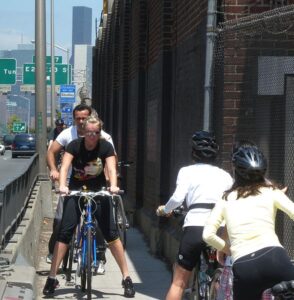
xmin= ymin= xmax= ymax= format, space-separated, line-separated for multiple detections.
xmin=156 ymin=130 xmax=233 ymax=300
xmin=48 ymin=119 xmax=65 ymax=149
xmin=203 ymin=145 xmax=294 ymax=300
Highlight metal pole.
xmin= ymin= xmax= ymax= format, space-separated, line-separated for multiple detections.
xmin=35 ymin=0 xmax=48 ymax=175
xmin=28 ymin=97 xmax=30 ymax=134
xmin=51 ymin=0 xmax=56 ymax=128
xmin=67 ymin=48 xmax=70 ymax=84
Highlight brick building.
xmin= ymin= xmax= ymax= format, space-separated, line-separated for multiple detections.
xmin=93 ymin=0 xmax=294 ymax=262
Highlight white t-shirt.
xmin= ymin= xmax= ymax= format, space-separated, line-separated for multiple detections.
xmin=164 ymin=163 xmax=233 ymax=227
xmin=56 ymin=125 xmax=115 ymax=149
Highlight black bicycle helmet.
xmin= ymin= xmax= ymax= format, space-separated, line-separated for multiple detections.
xmin=232 ymin=145 xmax=267 ymax=180
xmin=55 ymin=119 xmax=64 ymax=126
xmin=191 ymin=130 xmax=219 ymax=161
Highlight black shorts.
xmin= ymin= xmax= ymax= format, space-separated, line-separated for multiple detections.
xmin=57 ymin=195 xmax=119 ymax=244
xmin=232 ymin=246 xmax=294 ymax=300
xmin=177 ymin=226 xmax=206 ymax=271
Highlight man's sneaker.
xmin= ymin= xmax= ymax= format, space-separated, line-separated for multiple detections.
xmin=43 ymin=277 xmax=59 ymax=296
xmin=96 ymin=261 xmax=105 ymax=275
xmin=122 ymin=276 xmax=135 ymax=298
xmin=46 ymin=253 xmax=53 ymax=264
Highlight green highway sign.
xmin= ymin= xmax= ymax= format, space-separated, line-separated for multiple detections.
xmin=33 ymin=56 xmax=62 ymax=64
xmin=23 ymin=63 xmax=71 ymax=85
xmin=0 ymin=59 xmax=16 ymax=85
xmin=13 ymin=122 xmax=26 ymax=133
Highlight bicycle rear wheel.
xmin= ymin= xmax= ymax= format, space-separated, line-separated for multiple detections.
xmin=65 ymin=235 xmax=75 ymax=282
xmin=209 ymin=268 xmax=223 ymax=300
xmin=115 ymin=196 xmax=127 ymax=248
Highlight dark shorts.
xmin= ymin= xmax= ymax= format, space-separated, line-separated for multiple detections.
xmin=177 ymin=226 xmax=206 ymax=271
xmin=57 ymin=195 xmax=119 ymax=244
xmin=232 ymin=246 xmax=294 ymax=300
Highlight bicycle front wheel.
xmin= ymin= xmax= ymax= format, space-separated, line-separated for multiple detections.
xmin=86 ymin=226 xmax=93 ymax=300
xmin=115 ymin=196 xmax=127 ymax=248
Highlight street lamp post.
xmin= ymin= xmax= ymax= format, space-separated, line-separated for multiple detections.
xmin=11 ymin=94 xmax=31 ymax=133
xmin=51 ymin=0 xmax=56 ymax=129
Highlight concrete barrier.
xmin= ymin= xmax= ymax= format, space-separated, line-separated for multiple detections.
xmin=0 ymin=179 xmax=52 ymax=299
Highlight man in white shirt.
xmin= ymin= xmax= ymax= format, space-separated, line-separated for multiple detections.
xmin=156 ymin=131 xmax=233 ymax=300
xmin=47 ymin=103 xmax=114 ymax=275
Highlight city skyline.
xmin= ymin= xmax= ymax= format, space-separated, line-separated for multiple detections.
xmin=0 ymin=0 xmax=102 ymax=56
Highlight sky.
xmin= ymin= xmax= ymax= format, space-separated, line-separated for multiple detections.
xmin=0 ymin=0 xmax=102 ymax=56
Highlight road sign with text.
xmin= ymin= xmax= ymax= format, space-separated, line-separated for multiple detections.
xmin=13 ymin=122 xmax=26 ymax=133
xmin=23 ymin=63 xmax=71 ymax=85
xmin=60 ymin=84 xmax=76 ymax=103
xmin=33 ymin=56 xmax=62 ymax=64
xmin=0 ymin=59 xmax=16 ymax=85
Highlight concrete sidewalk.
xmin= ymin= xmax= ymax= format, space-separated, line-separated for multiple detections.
xmin=35 ymin=224 xmax=172 ymax=299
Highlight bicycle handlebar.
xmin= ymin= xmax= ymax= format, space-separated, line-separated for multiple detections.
xmin=65 ymin=189 xmax=124 ymax=197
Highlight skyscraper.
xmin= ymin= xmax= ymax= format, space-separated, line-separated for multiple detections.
xmin=70 ymin=6 xmax=92 ymax=65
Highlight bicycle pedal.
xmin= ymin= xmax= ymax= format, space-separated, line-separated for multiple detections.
xmin=65 ymin=280 xmax=75 ymax=286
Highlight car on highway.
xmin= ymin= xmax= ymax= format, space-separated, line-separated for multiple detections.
xmin=0 ymin=143 xmax=5 ymax=155
xmin=3 ymin=134 xmax=15 ymax=150
xmin=11 ymin=134 xmax=36 ymax=158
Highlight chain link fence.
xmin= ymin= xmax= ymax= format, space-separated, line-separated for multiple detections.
xmin=213 ymin=4 xmax=294 ymax=258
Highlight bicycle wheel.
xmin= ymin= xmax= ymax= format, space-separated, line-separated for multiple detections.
xmin=209 ymin=268 xmax=223 ymax=300
xmin=115 ymin=196 xmax=127 ymax=248
xmin=198 ymin=272 xmax=210 ymax=300
xmin=65 ymin=234 xmax=75 ymax=282
xmin=86 ymin=226 xmax=92 ymax=300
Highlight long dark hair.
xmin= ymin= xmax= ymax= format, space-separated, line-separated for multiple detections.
xmin=223 ymin=172 xmax=279 ymax=200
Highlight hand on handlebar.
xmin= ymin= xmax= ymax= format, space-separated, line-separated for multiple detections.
xmin=59 ymin=185 xmax=69 ymax=196
xmin=156 ymin=205 xmax=172 ymax=217
xmin=108 ymin=185 xmax=120 ymax=194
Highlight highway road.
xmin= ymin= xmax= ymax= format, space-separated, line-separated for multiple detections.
xmin=0 ymin=150 xmax=35 ymax=187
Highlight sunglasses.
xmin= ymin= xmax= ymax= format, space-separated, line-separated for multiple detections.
xmin=85 ymin=131 xmax=101 ymax=137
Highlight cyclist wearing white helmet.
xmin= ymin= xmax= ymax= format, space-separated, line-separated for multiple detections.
xmin=156 ymin=130 xmax=233 ymax=300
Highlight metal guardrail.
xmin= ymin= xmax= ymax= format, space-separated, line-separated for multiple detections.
xmin=0 ymin=154 xmax=39 ymax=250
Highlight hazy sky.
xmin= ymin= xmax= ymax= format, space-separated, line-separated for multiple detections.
xmin=0 ymin=0 xmax=102 ymax=55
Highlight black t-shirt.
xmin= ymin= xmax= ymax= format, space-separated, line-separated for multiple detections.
xmin=66 ymin=137 xmax=115 ymax=191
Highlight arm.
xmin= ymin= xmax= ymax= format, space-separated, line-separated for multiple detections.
xmin=203 ymin=201 xmax=230 ymax=254
xmin=46 ymin=140 xmax=63 ymax=181
xmin=274 ymin=189 xmax=294 ymax=220
xmin=59 ymin=151 xmax=73 ymax=195
xmin=156 ymin=168 xmax=188 ymax=216
xmin=105 ymin=155 xmax=119 ymax=193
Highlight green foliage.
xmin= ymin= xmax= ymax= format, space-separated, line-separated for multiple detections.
xmin=7 ymin=115 xmax=21 ymax=133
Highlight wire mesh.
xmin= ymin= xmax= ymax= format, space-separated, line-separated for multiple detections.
xmin=213 ymin=5 xmax=294 ymax=258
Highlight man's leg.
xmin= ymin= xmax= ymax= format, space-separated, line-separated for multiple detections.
xmin=43 ymin=241 xmax=68 ymax=295
xmin=96 ymin=226 xmax=107 ymax=274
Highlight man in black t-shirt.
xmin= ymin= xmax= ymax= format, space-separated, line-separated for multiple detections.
xmin=43 ymin=116 xmax=135 ymax=298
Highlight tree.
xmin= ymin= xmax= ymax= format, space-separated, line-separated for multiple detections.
xmin=7 ymin=115 xmax=21 ymax=133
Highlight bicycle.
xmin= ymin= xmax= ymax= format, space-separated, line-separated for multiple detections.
xmin=63 ymin=188 xmax=122 ymax=300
